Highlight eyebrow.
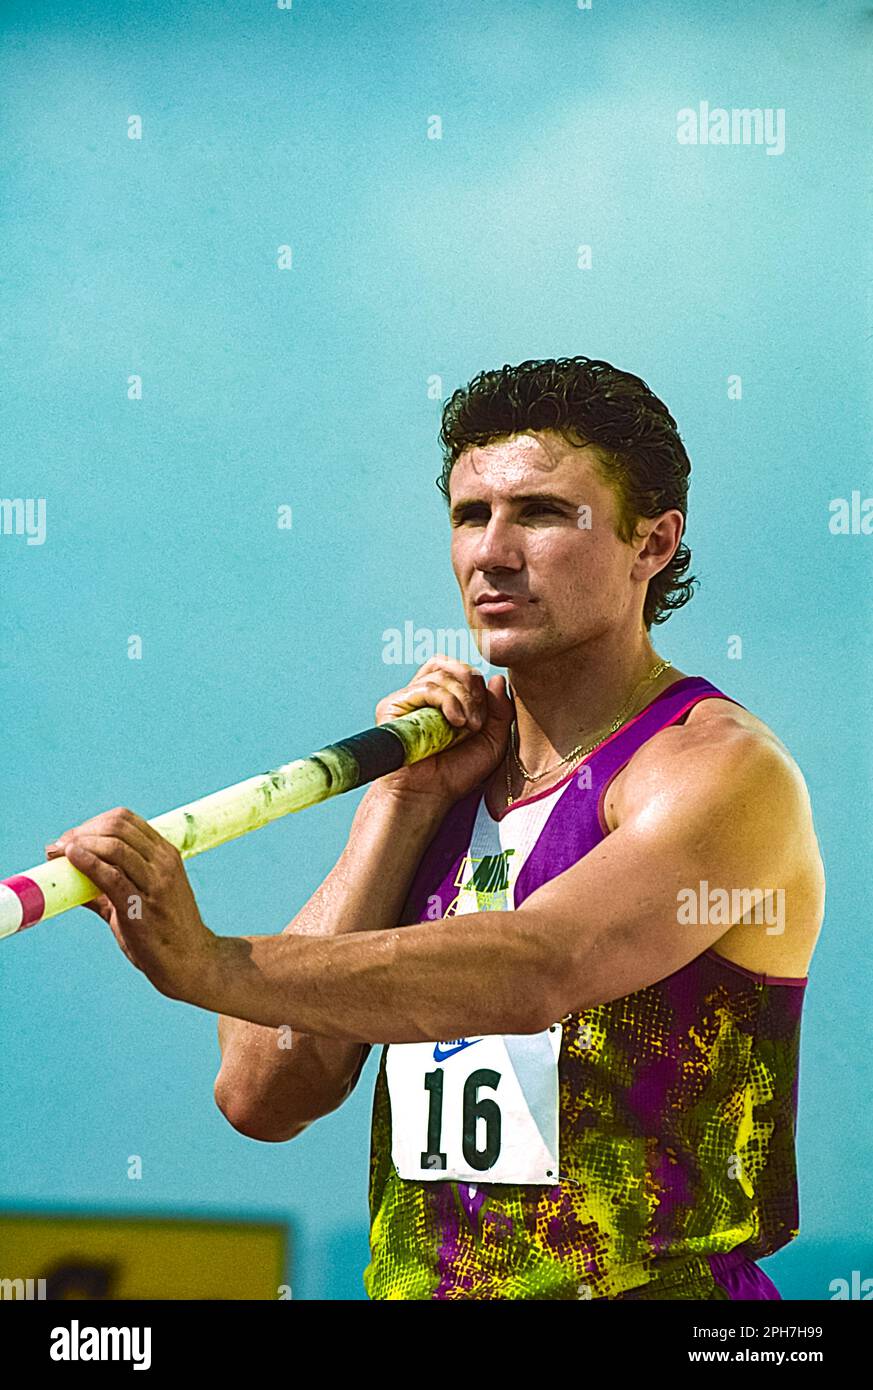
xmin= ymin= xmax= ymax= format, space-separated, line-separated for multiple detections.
xmin=449 ymin=491 xmax=577 ymax=522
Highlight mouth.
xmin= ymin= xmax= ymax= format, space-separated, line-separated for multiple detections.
xmin=473 ymin=593 xmax=528 ymax=616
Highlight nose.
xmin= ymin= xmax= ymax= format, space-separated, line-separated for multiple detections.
xmin=471 ymin=514 xmax=524 ymax=574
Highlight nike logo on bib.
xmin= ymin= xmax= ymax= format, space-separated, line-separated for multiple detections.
xmin=432 ymin=1038 xmax=483 ymax=1062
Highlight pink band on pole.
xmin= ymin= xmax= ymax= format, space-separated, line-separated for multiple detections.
xmin=3 ymin=875 xmax=46 ymax=929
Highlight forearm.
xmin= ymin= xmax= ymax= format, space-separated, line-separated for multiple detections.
xmin=214 ymin=785 xmax=449 ymax=1129
xmin=204 ymin=900 xmax=554 ymax=1043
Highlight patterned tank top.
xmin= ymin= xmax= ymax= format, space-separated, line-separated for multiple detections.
xmin=362 ymin=675 xmax=807 ymax=1300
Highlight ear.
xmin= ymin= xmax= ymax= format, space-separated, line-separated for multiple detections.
xmin=633 ymin=510 xmax=684 ymax=578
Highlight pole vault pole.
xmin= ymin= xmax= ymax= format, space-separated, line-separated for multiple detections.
xmin=0 ymin=706 xmax=466 ymax=939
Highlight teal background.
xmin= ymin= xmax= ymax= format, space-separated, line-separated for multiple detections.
xmin=1 ymin=0 xmax=870 ymax=1300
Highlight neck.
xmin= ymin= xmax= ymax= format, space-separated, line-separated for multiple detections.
xmin=506 ymin=631 xmax=681 ymax=779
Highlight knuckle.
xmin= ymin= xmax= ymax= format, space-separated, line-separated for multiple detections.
xmin=160 ymin=846 xmax=182 ymax=873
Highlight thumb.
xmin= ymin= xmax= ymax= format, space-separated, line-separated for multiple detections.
xmin=479 ymin=676 xmax=515 ymax=752
xmin=82 ymin=896 xmax=113 ymax=924
xmin=486 ymin=673 xmax=515 ymax=722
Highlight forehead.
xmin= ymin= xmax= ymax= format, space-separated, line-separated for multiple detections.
xmin=449 ymin=430 xmax=600 ymax=496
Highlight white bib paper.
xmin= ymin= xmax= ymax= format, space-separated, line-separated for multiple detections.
xmin=385 ymin=1023 xmax=563 ymax=1184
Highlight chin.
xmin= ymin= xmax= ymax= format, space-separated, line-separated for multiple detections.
xmin=474 ymin=630 xmax=542 ymax=668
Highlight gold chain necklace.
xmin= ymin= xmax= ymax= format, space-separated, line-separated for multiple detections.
xmin=504 ymin=658 xmax=672 ymax=808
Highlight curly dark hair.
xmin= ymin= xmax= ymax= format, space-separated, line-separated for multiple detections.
xmin=436 ymin=356 xmax=697 ymax=629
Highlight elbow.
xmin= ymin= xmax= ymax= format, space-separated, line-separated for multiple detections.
xmin=505 ymin=987 xmax=563 ymax=1036
xmin=213 ymin=1075 xmax=309 ymax=1144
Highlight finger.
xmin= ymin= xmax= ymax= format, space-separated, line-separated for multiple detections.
xmin=47 ymin=820 xmax=157 ymax=869
xmin=419 ymin=673 xmax=481 ymax=726
xmin=411 ymin=668 xmax=489 ymax=727
xmin=66 ymin=833 xmax=151 ymax=885
xmin=61 ymin=837 xmax=146 ymax=904
xmin=378 ymin=681 xmax=462 ymax=728
xmin=436 ymin=661 xmax=489 ymax=721
xmin=413 ymin=654 xmax=481 ymax=684
xmin=396 ymin=675 xmax=481 ymax=729
xmin=415 ymin=656 xmax=489 ymax=708
xmin=45 ymin=808 xmax=158 ymax=864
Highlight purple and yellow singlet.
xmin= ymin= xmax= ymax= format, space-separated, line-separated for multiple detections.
xmin=362 ymin=676 xmax=807 ymax=1300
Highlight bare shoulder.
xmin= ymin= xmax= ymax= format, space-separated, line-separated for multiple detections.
xmin=606 ymin=694 xmax=799 ymax=820
xmin=606 ymin=691 xmax=825 ymax=979
xmin=682 ymin=693 xmax=783 ymax=744
xmin=607 ymin=692 xmax=804 ymax=818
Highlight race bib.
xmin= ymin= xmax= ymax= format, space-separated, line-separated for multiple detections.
xmin=385 ymin=1023 xmax=562 ymax=1184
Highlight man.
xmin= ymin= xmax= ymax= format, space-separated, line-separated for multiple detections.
xmin=47 ymin=356 xmax=825 ymax=1300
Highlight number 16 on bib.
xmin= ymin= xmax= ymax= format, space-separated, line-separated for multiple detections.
xmin=385 ymin=1025 xmax=563 ymax=1185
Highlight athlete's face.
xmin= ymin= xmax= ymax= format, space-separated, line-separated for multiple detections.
xmin=449 ymin=430 xmax=663 ymax=668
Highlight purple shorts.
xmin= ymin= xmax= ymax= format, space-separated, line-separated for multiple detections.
xmin=706 ymin=1247 xmax=782 ymax=1300
xmin=614 ymin=1246 xmax=783 ymax=1300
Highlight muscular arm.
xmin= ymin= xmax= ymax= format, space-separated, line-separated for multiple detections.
xmin=213 ymin=784 xmax=449 ymax=1141
xmin=197 ymin=722 xmax=817 ymax=1040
